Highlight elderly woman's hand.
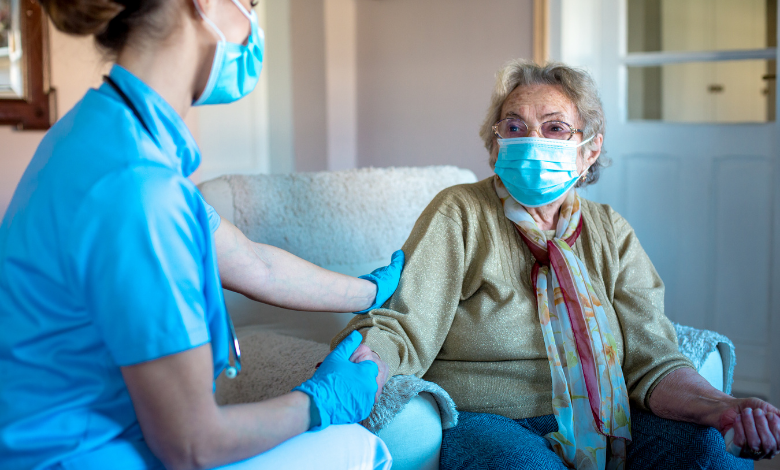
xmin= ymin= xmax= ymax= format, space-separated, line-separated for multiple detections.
xmin=719 ymin=398 xmax=780 ymax=460
xmin=349 ymin=343 xmax=390 ymax=403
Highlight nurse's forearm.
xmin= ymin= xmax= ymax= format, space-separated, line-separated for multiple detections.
xmin=123 ymin=344 xmax=314 ymax=470
xmin=235 ymin=242 xmax=378 ymax=311
xmin=214 ymin=218 xmax=377 ymax=312
xmin=205 ymin=392 xmax=315 ymax=466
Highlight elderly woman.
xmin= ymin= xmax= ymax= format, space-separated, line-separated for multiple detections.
xmin=334 ymin=60 xmax=780 ymax=470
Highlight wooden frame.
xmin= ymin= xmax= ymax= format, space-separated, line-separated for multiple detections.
xmin=533 ymin=0 xmax=550 ymax=65
xmin=0 ymin=0 xmax=55 ymax=130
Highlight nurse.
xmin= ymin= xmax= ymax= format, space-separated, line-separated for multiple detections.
xmin=0 ymin=0 xmax=398 ymax=466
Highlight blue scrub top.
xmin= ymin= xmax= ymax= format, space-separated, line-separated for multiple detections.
xmin=0 ymin=65 xmax=230 ymax=469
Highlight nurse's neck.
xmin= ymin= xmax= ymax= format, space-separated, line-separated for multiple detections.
xmin=115 ymin=16 xmax=210 ymax=119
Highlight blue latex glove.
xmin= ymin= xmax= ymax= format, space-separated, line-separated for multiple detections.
xmin=293 ymin=331 xmax=378 ymax=430
xmin=354 ymin=249 xmax=405 ymax=314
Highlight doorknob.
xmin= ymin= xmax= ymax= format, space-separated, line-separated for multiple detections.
xmin=707 ymin=84 xmax=724 ymax=93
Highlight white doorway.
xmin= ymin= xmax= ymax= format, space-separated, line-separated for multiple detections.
xmin=550 ymin=0 xmax=780 ymax=406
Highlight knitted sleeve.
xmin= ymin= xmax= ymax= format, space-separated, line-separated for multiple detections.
xmin=331 ymin=191 xmax=468 ymax=379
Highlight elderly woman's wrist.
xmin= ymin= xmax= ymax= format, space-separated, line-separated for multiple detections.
xmin=361 ymin=332 xmax=401 ymax=377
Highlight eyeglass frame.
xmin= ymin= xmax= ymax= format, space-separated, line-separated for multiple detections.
xmin=492 ymin=117 xmax=585 ymax=141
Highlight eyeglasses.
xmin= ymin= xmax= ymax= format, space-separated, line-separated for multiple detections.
xmin=492 ymin=118 xmax=584 ymax=141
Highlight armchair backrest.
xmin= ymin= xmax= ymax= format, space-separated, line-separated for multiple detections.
xmin=199 ymin=166 xmax=478 ymax=343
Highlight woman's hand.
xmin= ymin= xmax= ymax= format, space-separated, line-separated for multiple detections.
xmin=349 ymin=343 xmax=390 ymax=403
xmin=718 ymin=398 xmax=780 ymax=460
xmin=650 ymin=367 xmax=780 ymax=461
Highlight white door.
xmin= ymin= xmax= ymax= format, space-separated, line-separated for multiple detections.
xmin=551 ymin=0 xmax=780 ymax=405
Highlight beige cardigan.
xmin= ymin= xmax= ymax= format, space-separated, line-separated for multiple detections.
xmin=333 ymin=177 xmax=694 ymax=419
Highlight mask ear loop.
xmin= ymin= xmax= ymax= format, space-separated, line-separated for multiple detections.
xmin=228 ymin=0 xmax=253 ymax=20
xmin=576 ymin=134 xmax=597 ymax=182
xmin=193 ymin=0 xmax=228 ymax=43
xmin=226 ymin=0 xmax=257 ymax=47
xmin=574 ymin=133 xmax=595 ymax=148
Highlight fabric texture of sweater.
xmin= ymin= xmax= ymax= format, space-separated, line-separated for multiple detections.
xmin=332 ymin=177 xmax=694 ymax=420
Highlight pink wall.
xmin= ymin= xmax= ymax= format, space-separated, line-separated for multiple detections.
xmin=355 ymin=0 xmax=534 ymax=180
xmin=290 ymin=0 xmax=329 ymax=172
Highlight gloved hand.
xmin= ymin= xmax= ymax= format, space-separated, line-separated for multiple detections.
xmin=293 ymin=331 xmax=379 ymax=431
xmin=354 ymin=249 xmax=405 ymax=314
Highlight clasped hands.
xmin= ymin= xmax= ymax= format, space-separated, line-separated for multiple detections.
xmin=293 ymin=331 xmax=389 ymax=430
xmin=720 ymin=398 xmax=780 ymax=461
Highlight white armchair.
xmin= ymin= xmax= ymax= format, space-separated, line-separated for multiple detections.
xmin=199 ymin=166 xmax=735 ymax=470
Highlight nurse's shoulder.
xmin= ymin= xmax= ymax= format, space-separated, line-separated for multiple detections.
xmin=42 ymin=86 xmax=163 ymax=177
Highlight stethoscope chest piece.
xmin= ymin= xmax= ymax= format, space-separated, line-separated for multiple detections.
xmin=225 ymin=312 xmax=241 ymax=380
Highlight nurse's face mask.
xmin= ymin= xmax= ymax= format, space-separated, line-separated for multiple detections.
xmin=492 ymin=117 xmax=594 ymax=208
xmin=193 ymin=0 xmax=265 ymax=106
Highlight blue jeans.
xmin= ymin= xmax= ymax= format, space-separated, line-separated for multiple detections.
xmin=441 ymin=408 xmax=754 ymax=470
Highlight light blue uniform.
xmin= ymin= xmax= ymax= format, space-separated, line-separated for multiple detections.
xmin=0 ymin=65 xmax=229 ymax=469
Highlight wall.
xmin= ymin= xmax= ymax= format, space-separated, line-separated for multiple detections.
xmin=324 ymin=0 xmax=357 ymax=171
xmin=197 ymin=0 xmax=534 ymax=182
xmin=355 ymin=0 xmax=534 ymax=179
xmin=289 ymin=0 xmax=329 ymax=172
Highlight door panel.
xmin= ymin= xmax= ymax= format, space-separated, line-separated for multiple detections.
xmin=623 ymin=155 xmax=681 ymax=322
xmin=712 ymin=157 xmax=773 ymax=397
xmin=558 ymin=0 xmax=779 ymax=403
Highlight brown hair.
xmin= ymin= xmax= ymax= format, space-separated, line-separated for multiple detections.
xmin=480 ymin=59 xmax=609 ymax=188
xmin=39 ymin=0 xmax=180 ymax=55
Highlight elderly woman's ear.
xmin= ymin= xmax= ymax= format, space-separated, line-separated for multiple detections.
xmin=579 ymin=133 xmax=604 ymax=175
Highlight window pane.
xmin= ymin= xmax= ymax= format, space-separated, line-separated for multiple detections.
xmin=628 ymin=0 xmax=777 ymax=53
xmin=628 ymin=60 xmax=775 ymax=122
xmin=0 ymin=0 xmax=23 ymax=98
xmin=0 ymin=0 xmax=10 ymax=50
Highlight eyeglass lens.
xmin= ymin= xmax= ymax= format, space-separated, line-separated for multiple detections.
xmin=496 ymin=119 xmax=573 ymax=140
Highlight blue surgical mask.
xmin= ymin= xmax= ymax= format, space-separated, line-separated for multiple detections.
xmin=494 ymin=135 xmax=594 ymax=208
xmin=193 ymin=0 xmax=264 ymax=106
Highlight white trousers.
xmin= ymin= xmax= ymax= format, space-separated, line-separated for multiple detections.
xmin=212 ymin=424 xmax=393 ymax=470
xmin=56 ymin=424 xmax=391 ymax=470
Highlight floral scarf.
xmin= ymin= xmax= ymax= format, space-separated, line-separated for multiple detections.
xmin=495 ymin=176 xmax=631 ymax=470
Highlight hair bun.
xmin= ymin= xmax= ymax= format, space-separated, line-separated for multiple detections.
xmin=41 ymin=0 xmax=125 ymax=36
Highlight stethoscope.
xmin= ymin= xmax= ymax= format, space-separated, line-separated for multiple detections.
xmin=103 ymin=75 xmax=242 ymax=379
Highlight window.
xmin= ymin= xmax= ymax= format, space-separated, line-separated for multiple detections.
xmin=626 ymin=0 xmax=776 ymax=122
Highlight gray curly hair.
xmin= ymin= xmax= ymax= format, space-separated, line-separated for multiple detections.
xmin=479 ymin=60 xmax=609 ymax=187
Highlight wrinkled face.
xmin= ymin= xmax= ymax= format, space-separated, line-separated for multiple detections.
xmin=491 ymin=84 xmax=597 ymax=175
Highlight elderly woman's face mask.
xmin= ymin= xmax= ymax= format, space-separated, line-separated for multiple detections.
xmin=494 ymin=133 xmax=593 ymax=208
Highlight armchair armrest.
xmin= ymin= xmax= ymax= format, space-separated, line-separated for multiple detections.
xmin=674 ymin=323 xmax=736 ymax=394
